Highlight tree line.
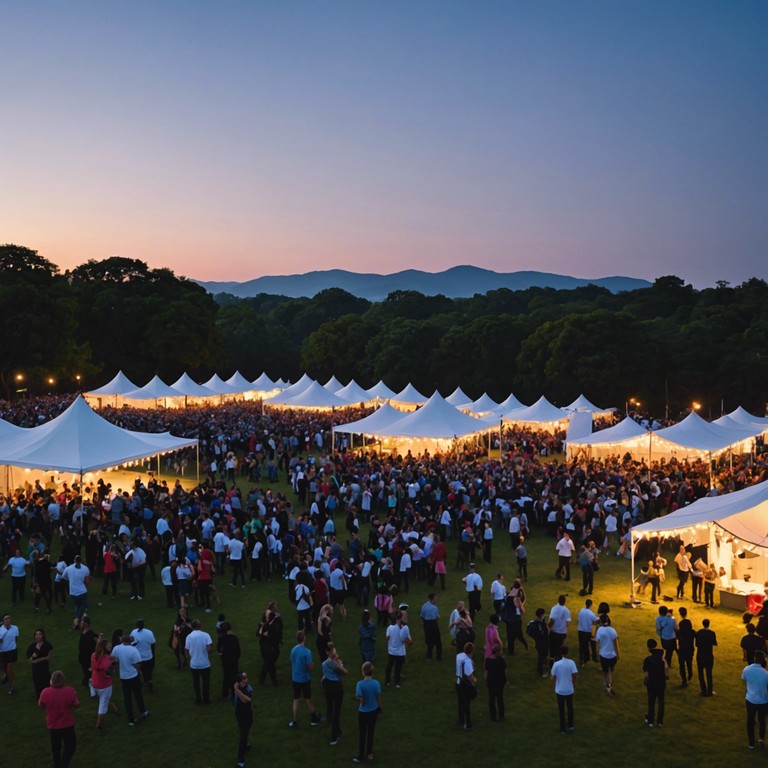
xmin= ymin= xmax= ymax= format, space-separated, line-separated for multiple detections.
xmin=2 ymin=244 xmax=766 ymax=416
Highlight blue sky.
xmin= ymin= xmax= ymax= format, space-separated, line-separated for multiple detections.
xmin=2 ymin=1 xmax=765 ymax=285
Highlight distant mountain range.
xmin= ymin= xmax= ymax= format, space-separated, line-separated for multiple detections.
xmin=195 ymin=266 xmax=650 ymax=301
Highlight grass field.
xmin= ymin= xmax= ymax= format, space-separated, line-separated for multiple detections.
xmin=1 ymin=470 xmax=757 ymax=768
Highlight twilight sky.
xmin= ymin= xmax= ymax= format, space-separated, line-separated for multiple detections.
xmin=2 ymin=1 xmax=766 ymax=286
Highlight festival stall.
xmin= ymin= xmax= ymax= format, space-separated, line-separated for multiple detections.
xmin=445 ymin=386 xmax=473 ymax=408
xmin=84 ymin=370 xmax=140 ymax=409
xmin=390 ymin=383 xmax=429 ymax=412
xmin=335 ymin=379 xmax=376 ymax=406
xmin=631 ymin=481 xmax=768 ymax=610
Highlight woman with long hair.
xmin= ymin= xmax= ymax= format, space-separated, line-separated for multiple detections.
xmin=26 ymin=627 xmax=53 ymax=697
xmin=316 ymin=604 xmax=334 ymax=659
xmin=90 ymin=636 xmax=119 ymax=728
xmin=504 ymin=579 xmax=528 ymax=655
xmin=170 ymin=607 xmax=193 ymax=669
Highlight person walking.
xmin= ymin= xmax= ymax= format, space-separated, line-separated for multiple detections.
xmin=462 ymin=563 xmax=483 ymax=622
xmin=578 ymin=544 xmax=594 ymax=596
xmin=0 ymin=613 xmax=20 ymax=694
xmin=185 ymin=619 xmax=213 ymax=705
xmin=677 ymin=606 xmax=695 ymax=686
xmin=673 ymin=545 xmax=691 ymax=599
xmin=4 ymin=550 xmax=29 ymax=605
xmin=484 ymin=642 xmax=508 ymax=721
xmin=576 ymin=599 xmax=599 ymax=668
xmin=233 ymin=671 xmax=253 ymax=768
xmin=26 ymin=628 xmax=53 ymax=698
xmin=742 ymin=650 xmax=768 ymax=749
xmin=530 ymin=608 xmax=550 ymax=678
xmin=655 ymin=606 xmax=678 ymax=670
xmin=695 ymin=618 xmax=718 ymax=697
xmin=503 ymin=579 xmax=528 ymax=655
xmin=63 ymin=556 xmax=90 ymax=630
xmin=38 ymin=670 xmax=80 ymax=768
xmin=257 ymin=602 xmax=283 ymax=687
xmin=129 ymin=619 xmax=156 ymax=692
xmin=353 ymin=662 xmax=382 ymax=764
xmin=642 ymin=638 xmax=669 ymax=727
xmin=548 ymin=595 xmax=571 ymax=662
xmin=322 ymin=642 xmax=347 ymax=746
xmin=595 ymin=614 xmax=619 ymax=694
xmin=455 ymin=640 xmax=477 ymax=731
xmin=288 ymin=630 xmax=322 ymax=728
xmin=550 ymin=644 xmax=578 ymax=734
xmin=90 ymin=636 xmax=119 ymax=729
xmin=384 ymin=610 xmax=412 ymax=688
xmin=420 ymin=593 xmax=442 ymax=661
xmin=111 ymin=634 xmax=148 ymax=725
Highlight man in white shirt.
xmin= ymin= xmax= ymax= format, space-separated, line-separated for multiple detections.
xmin=126 ymin=542 xmax=147 ymax=600
xmin=185 ymin=619 xmax=213 ymax=705
xmin=213 ymin=528 xmax=230 ymax=576
xmin=595 ymin=614 xmax=619 ymax=694
xmin=227 ymin=531 xmax=246 ymax=587
xmin=742 ymin=650 xmax=768 ymax=749
xmin=63 ymin=556 xmax=91 ymax=629
xmin=555 ymin=533 xmax=575 ymax=581
xmin=112 ymin=634 xmax=148 ymax=725
xmin=576 ymin=599 xmax=599 ymax=667
xmin=550 ymin=644 xmax=578 ymax=733
xmin=0 ymin=613 xmax=20 ymax=693
xmin=130 ymin=619 xmax=157 ymax=691
xmin=548 ymin=595 xmax=571 ymax=662
xmin=490 ymin=574 xmax=507 ymax=617
xmin=384 ymin=611 xmax=412 ymax=688
xmin=463 ymin=563 xmax=483 ymax=621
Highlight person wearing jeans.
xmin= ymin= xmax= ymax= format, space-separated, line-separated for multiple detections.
xmin=111 ymin=635 xmax=148 ymax=725
xmin=550 ymin=645 xmax=578 ymax=733
xmin=185 ymin=620 xmax=213 ymax=705
xmin=354 ymin=662 xmax=382 ymax=764
xmin=742 ymin=651 xmax=768 ymax=749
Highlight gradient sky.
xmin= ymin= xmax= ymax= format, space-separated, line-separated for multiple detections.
xmin=2 ymin=1 xmax=766 ymax=286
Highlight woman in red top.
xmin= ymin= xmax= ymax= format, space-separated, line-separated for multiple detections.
xmin=90 ymin=637 xmax=118 ymax=729
xmin=102 ymin=544 xmax=120 ymax=598
xmin=38 ymin=670 xmax=80 ymax=768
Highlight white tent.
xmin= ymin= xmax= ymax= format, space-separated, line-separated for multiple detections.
xmin=324 ymin=375 xmax=345 ymax=392
xmin=202 ymin=374 xmax=240 ymax=396
xmin=0 ymin=396 xmax=197 ymax=475
xmin=713 ymin=415 xmax=767 ymax=438
xmin=378 ymin=392 xmax=488 ymax=439
xmin=496 ymin=393 xmax=526 ymax=412
xmin=333 ymin=403 xmax=406 ymax=435
xmin=86 ymin=371 xmax=140 ymax=396
xmin=493 ymin=396 xmax=569 ymax=426
xmin=122 ymin=376 xmax=185 ymax=407
xmin=631 ymin=481 xmax=768 ymax=602
xmin=252 ymin=372 xmax=277 ymax=390
xmin=335 ymin=379 xmax=374 ymax=405
xmin=566 ymin=411 xmax=594 ymax=443
xmin=469 ymin=393 xmax=500 ymax=415
xmin=566 ymin=417 xmax=650 ymax=460
xmin=171 ymin=372 xmax=215 ymax=399
xmin=367 ymin=380 xmax=398 ymax=401
xmin=563 ymin=394 xmax=615 ymax=417
xmin=226 ymin=371 xmax=256 ymax=394
xmin=266 ymin=374 xmax=315 ymax=403
xmin=727 ymin=406 xmax=768 ymax=427
xmin=274 ymin=378 xmax=290 ymax=388
xmin=275 ymin=380 xmax=348 ymax=409
xmin=445 ymin=387 xmax=473 ymax=407
xmin=391 ymin=383 xmax=429 ymax=409
xmin=653 ymin=411 xmax=758 ymax=458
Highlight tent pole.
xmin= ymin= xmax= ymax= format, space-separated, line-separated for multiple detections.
xmin=196 ymin=443 xmax=200 ymax=486
xmin=630 ymin=530 xmax=636 ymax=603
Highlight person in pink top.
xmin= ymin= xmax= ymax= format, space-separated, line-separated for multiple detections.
xmin=38 ymin=670 xmax=80 ymax=768
xmin=485 ymin=614 xmax=502 ymax=659
xmin=90 ymin=636 xmax=119 ymax=729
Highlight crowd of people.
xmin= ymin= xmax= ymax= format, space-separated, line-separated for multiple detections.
xmin=1 ymin=396 xmax=768 ymax=766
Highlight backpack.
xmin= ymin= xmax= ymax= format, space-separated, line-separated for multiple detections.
xmin=526 ymin=620 xmax=540 ymax=639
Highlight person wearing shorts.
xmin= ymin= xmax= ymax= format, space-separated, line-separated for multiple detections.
xmin=0 ymin=613 xmax=20 ymax=694
xmin=288 ymin=631 xmax=322 ymax=728
xmin=595 ymin=614 xmax=619 ymax=694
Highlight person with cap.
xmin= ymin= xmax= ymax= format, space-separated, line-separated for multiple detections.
xmin=462 ymin=563 xmax=483 ymax=622
xmin=419 ymin=593 xmax=442 ymax=661
xmin=642 ymin=638 xmax=669 ymax=727
xmin=742 ymin=650 xmax=768 ymax=749
xmin=129 ymin=619 xmax=157 ymax=692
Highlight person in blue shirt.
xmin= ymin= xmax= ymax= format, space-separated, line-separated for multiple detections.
xmin=321 ymin=643 xmax=348 ymax=746
xmin=289 ymin=631 xmax=322 ymax=728
xmin=742 ymin=650 xmax=768 ymax=749
xmin=353 ymin=661 xmax=382 ymax=764
xmin=655 ymin=606 xmax=678 ymax=669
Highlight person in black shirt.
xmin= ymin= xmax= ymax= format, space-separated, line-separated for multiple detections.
xmin=217 ymin=621 xmax=241 ymax=699
xmin=676 ymin=607 xmax=695 ymax=686
xmin=642 ymin=639 xmax=668 ymax=727
xmin=741 ymin=623 xmax=767 ymax=666
xmin=695 ymin=618 xmax=717 ymax=696
xmin=484 ymin=642 xmax=508 ymax=721
xmin=233 ymin=671 xmax=253 ymax=768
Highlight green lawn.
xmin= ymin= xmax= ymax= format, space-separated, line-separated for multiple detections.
xmin=2 ymin=474 xmax=757 ymax=768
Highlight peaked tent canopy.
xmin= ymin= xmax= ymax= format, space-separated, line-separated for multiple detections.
xmin=201 ymin=374 xmax=240 ymax=395
xmin=445 ymin=387 xmax=473 ymax=407
xmin=563 ymin=394 xmax=615 ymax=416
xmin=469 ymin=393 xmax=500 ymax=414
xmin=378 ymin=392 xmax=488 ymax=439
xmin=391 ymin=383 xmax=429 ymax=407
xmin=653 ymin=411 xmax=758 ymax=456
xmin=495 ymin=393 xmax=526 ymax=412
xmin=367 ymin=380 xmax=398 ymax=401
xmin=122 ymin=375 xmax=184 ymax=401
xmin=493 ymin=396 xmax=569 ymax=425
xmin=727 ymin=407 xmax=768 ymax=428
xmin=251 ymin=372 xmax=277 ymax=390
xmin=266 ymin=374 xmax=315 ymax=403
xmin=276 ymin=380 xmax=348 ymax=409
xmin=565 ymin=417 xmax=650 ymax=459
xmin=86 ymin=371 xmax=140 ymax=396
xmin=171 ymin=372 xmax=214 ymax=398
xmin=335 ymin=379 xmax=374 ymax=405
xmin=324 ymin=375 xmax=345 ymax=392
xmin=226 ymin=371 xmax=256 ymax=393
xmin=0 ymin=396 xmax=197 ymax=474
xmin=333 ymin=403 xmax=406 ymax=435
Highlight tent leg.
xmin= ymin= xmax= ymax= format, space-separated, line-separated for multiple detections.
xmin=630 ymin=533 xmax=636 ymax=603
xmin=196 ymin=443 xmax=200 ymax=486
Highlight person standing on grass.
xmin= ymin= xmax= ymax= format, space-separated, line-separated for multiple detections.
xmin=38 ymin=670 xmax=79 ymax=768
xmin=90 ymin=636 xmax=119 ymax=729
xmin=289 ymin=630 xmax=322 ymax=728
xmin=358 ymin=609 xmax=377 ymax=663
xmin=233 ymin=671 xmax=253 ymax=768
xmin=63 ymin=555 xmax=90 ymax=630
xmin=655 ymin=606 xmax=678 ymax=670
xmin=420 ymin=593 xmax=442 ymax=661
xmin=130 ymin=619 xmax=156 ymax=692
xmin=463 ymin=562 xmax=483 ymax=621
xmin=742 ymin=650 xmax=768 ymax=750
xmin=0 ymin=612 xmax=20 ymax=694
xmin=353 ymin=661 xmax=382 ymax=764
xmin=111 ymin=634 xmax=148 ymax=725
xmin=4 ymin=549 xmax=29 ymax=605
xmin=218 ymin=621 xmax=241 ymax=700
xmin=185 ymin=619 xmax=213 ymax=705
xmin=321 ymin=642 xmax=347 ymax=746
xmin=555 ymin=532 xmax=575 ymax=581
xmin=490 ymin=573 xmax=506 ymax=617
xmin=595 ymin=613 xmax=619 ymax=694
xmin=77 ymin=616 xmax=97 ymax=688
xmin=530 ymin=608 xmax=550 ymax=678
xmin=695 ymin=618 xmax=718 ymax=697
xmin=516 ymin=536 xmax=528 ymax=581
xmin=384 ymin=610 xmax=412 ymax=688
xmin=677 ymin=606 xmax=695 ymax=687
xmin=674 ymin=544 xmax=691 ymax=599
xmin=548 ymin=595 xmax=571 ymax=663
xmin=484 ymin=642 xmax=508 ymax=722
xmin=227 ymin=530 xmax=246 ymax=588
xmin=576 ymin=599 xmax=598 ymax=668
xmin=741 ymin=623 xmax=767 ymax=666
xmin=257 ymin=602 xmax=283 ymax=687
xmin=550 ymin=644 xmax=578 ymax=734
xmin=26 ymin=627 xmax=53 ymax=698
xmin=455 ymin=640 xmax=477 ymax=731
xmin=643 ymin=638 xmax=669 ymax=727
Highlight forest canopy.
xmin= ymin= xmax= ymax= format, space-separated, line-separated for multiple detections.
xmin=2 ymin=245 xmax=766 ymax=415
